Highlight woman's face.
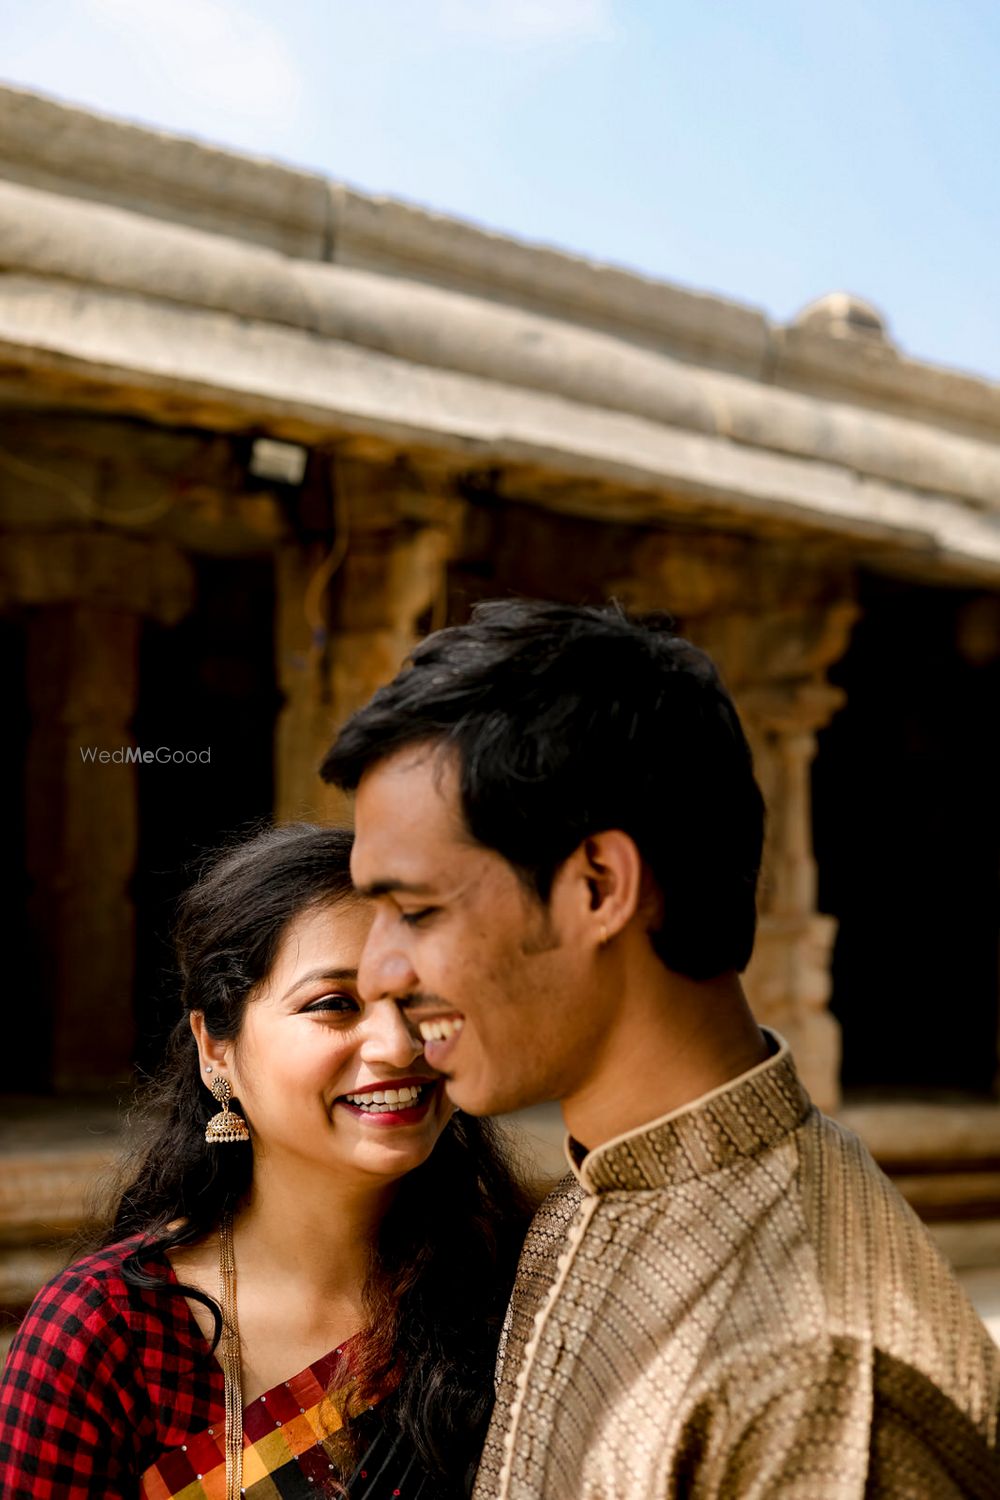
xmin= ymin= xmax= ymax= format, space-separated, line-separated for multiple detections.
xmin=226 ymin=898 xmax=453 ymax=1186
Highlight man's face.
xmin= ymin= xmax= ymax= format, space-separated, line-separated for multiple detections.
xmin=351 ymin=745 xmax=612 ymax=1116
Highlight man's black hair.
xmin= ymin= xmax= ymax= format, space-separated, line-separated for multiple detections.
xmin=322 ymin=599 xmax=765 ymax=980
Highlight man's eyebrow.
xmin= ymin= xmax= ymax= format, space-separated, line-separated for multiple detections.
xmin=355 ymin=879 xmax=437 ymax=900
xmin=283 ymin=967 xmax=358 ymax=998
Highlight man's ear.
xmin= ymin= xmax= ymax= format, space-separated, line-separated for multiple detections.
xmin=576 ymin=829 xmax=644 ymax=946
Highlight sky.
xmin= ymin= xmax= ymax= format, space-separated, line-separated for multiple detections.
xmin=4 ymin=0 xmax=999 ymax=382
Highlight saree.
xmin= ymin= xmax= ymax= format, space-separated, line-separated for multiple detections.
xmin=140 ymin=1343 xmax=431 ymax=1500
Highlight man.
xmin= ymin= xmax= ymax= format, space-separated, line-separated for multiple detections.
xmin=322 ymin=600 xmax=1000 ymax=1499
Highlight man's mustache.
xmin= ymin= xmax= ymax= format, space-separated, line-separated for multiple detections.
xmin=396 ymin=993 xmax=457 ymax=1046
xmin=397 ymin=991 xmax=453 ymax=1018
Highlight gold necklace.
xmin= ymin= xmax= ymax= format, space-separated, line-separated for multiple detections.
xmin=218 ymin=1215 xmax=243 ymax=1500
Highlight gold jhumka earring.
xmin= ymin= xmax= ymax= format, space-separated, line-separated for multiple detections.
xmin=204 ymin=1076 xmax=250 ymax=1144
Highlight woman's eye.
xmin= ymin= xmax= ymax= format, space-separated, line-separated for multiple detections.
xmin=303 ymin=994 xmax=357 ymax=1015
xmin=400 ymin=908 xmax=436 ymax=928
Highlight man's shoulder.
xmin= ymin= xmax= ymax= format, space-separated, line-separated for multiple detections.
xmin=492 ymin=1173 xmax=585 ymax=1393
xmin=796 ymin=1110 xmax=1000 ymax=1386
xmin=514 ymin=1173 xmax=584 ymax=1282
xmin=503 ymin=1175 xmax=582 ymax=1313
xmin=796 ymin=1105 xmax=948 ymax=1277
xmin=531 ymin=1171 xmax=585 ymax=1229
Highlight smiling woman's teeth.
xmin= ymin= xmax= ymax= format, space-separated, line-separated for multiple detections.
xmin=418 ymin=1017 xmax=465 ymax=1042
xmin=344 ymin=1084 xmax=425 ymax=1112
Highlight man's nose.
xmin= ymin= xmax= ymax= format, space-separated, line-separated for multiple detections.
xmin=359 ymin=999 xmax=424 ymax=1067
xmin=357 ymin=919 xmax=418 ymax=1004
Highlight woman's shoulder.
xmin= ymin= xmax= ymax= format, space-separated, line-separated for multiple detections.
xmin=37 ymin=1232 xmax=150 ymax=1289
xmin=0 ymin=1239 xmax=183 ymax=1494
xmin=20 ymin=1234 xmax=166 ymax=1340
xmin=3 ymin=1233 xmax=198 ymax=1417
xmin=1 ymin=1241 xmax=142 ymax=1413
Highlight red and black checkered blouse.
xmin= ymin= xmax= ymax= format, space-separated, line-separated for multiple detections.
xmin=0 ymin=1236 xmax=435 ymax=1500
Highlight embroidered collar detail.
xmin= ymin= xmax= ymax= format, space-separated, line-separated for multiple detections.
xmin=567 ymin=1028 xmax=813 ymax=1195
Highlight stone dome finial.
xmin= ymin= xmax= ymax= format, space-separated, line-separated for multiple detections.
xmin=792 ymin=292 xmax=892 ymax=344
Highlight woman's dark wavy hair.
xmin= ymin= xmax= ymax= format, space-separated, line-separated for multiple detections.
xmin=322 ymin=599 xmax=765 ymax=980
xmin=87 ymin=823 xmax=535 ymax=1491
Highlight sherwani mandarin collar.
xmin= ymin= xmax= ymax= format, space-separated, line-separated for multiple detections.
xmin=566 ymin=1029 xmax=813 ymax=1194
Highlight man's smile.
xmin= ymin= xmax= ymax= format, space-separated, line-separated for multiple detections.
xmin=410 ymin=1011 xmax=466 ymax=1068
xmin=417 ymin=1016 xmax=465 ymax=1042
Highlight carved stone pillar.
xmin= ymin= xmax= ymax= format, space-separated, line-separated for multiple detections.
xmin=736 ymin=674 xmax=852 ymax=1111
xmin=694 ymin=604 xmax=857 ymax=1111
xmin=274 ymin=460 xmax=460 ymax=824
xmin=0 ymin=532 xmax=194 ymax=1091
xmin=613 ymin=532 xmax=857 ymax=1111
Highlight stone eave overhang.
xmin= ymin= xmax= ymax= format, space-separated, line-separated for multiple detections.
xmin=1 ymin=86 xmax=999 ymax=583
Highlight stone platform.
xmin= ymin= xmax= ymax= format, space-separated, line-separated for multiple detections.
xmin=0 ymin=1098 xmax=122 ymax=1360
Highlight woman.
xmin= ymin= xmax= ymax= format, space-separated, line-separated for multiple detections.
xmin=0 ymin=824 xmax=534 ymax=1500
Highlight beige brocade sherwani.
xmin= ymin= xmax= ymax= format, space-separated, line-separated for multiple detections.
xmin=474 ymin=1034 xmax=1000 ymax=1499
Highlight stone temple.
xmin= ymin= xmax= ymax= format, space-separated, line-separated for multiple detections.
xmin=1 ymin=84 xmax=999 ymax=1349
